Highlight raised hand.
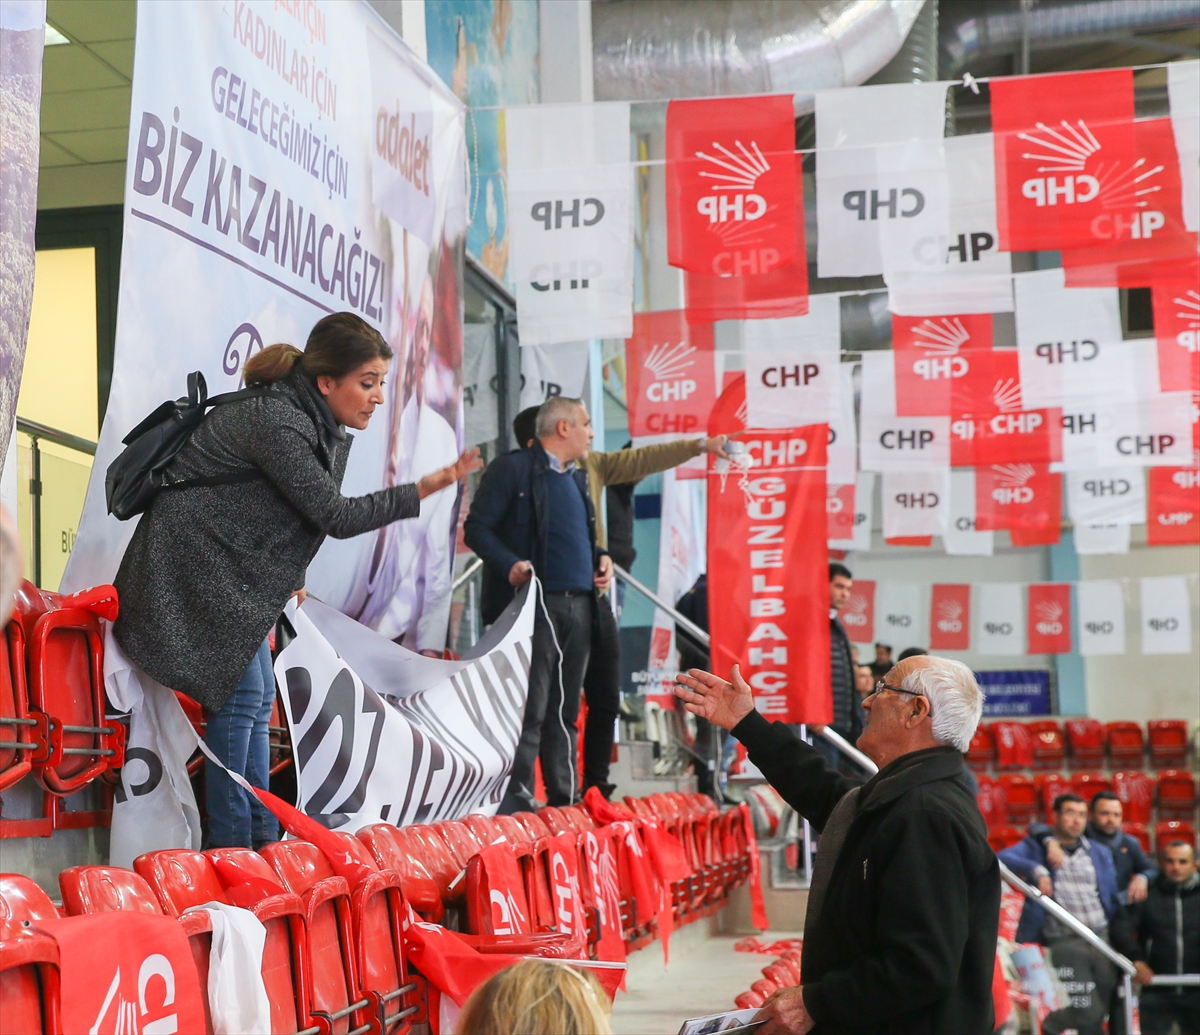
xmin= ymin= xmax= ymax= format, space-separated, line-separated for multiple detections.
xmin=417 ymin=448 xmax=483 ymax=498
xmin=674 ymin=665 xmax=755 ymax=731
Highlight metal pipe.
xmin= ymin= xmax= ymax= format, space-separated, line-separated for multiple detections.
xmin=16 ymin=416 xmax=97 ymax=456
xmin=814 ymin=724 xmax=880 ymax=776
xmin=612 ymin=563 xmax=710 ymax=647
xmin=452 ymin=556 xmax=483 ymax=593
xmin=1143 ymin=974 xmax=1200 ymax=986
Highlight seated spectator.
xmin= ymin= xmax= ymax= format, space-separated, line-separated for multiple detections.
xmin=1000 ymin=794 xmax=1121 ymax=1035
xmin=1112 ymin=840 xmax=1200 ymax=1035
xmin=457 ymin=959 xmax=612 ymax=1035
xmin=869 ymin=642 xmax=893 ymax=680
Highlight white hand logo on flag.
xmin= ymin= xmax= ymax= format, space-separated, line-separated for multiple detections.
xmin=910 ymin=317 xmax=971 ymax=355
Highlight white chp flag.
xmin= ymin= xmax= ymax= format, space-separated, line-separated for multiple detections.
xmin=519 ymin=341 xmax=590 ymax=411
xmin=859 ymin=350 xmax=951 ymax=472
xmin=875 ymin=581 xmax=928 ymax=651
xmin=944 ymin=468 xmax=995 ymax=556
xmin=830 ymin=470 xmax=875 ymax=551
xmin=507 ymin=103 xmax=633 ymax=346
xmin=648 ymin=468 xmax=706 ymax=689
xmin=815 ymin=81 xmax=949 ymax=279
xmin=1073 ymin=523 xmax=1131 ymax=555
xmin=882 ymin=470 xmax=949 ymax=539
xmin=1077 ymin=580 xmax=1126 ymax=655
xmin=886 ymin=133 xmax=1014 ymax=316
xmin=1015 ymin=268 xmax=1158 ymax=411
xmin=1066 ymin=468 xmax=1146 ymax=525
xmin=463 ymin=323 xmax=499 ymax=448
xmin=977 ymin=583 xmax=1025 ymax=656
xmin=1059 ymin=393 xmax=1196 ymax=472
xmin=826 ymin=361 xmax=858 ymax=487
xmin=1167 ymin=60 xmax=1200 ymax=232
xmin=744 ymin=294 xmax=841 ymax=429
xmin=1140 ymin=576 xmax=1193 ymax=655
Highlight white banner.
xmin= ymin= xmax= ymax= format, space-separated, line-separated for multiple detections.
xmin=462 ymin=323 xmax=499 ymax=447
xmin=1140 ymin=576 xmax=1193 ymax=656
xmin=743 ymin=294 xmax=841 ymax=429
xmin=944 ymin=468 xmax=995 ymax=556
xmin=63 ymin=0 xmax=467 ymax=657
xmin=882 ymin=470 xmax=949 ymax=539
xmin=519 ymin=341 xmax=590 ymax=412
xmin=1066 ymin=468 xmax=1146 ymax=525
xmin=1167 ymin=60 xmax=1200 ymax=232
xmin=1059 ymin=393 xmax=1196 ymax=471
xmin=885 ymin=133 xmax=1013 ymax=316
xmin=815 ymin=82 xmax=949 ymax=279
xmin=1077 ymin=580 xmax=1126 ymax=656
xmin=859 ymin=351 xmax=950 ymax=472
xmin=507 ymin=102 xmax=633 ymax=346
xmin=276 ymin=587 xmax=535 ymax=831
xmin=829 ymin=470 xmax=874 ymax=551
xmin=1073 ymin=523 xmax=1131 ymax=555
xmin=648 ymin=468 xmax=706 ymax=688
xmin=977 ymin=583 xmax=1025 ymax=656
xmin=875 ymin=580 xmax=928 ymax=652
xmin=826 ymin=361 xmax=858 ymax=487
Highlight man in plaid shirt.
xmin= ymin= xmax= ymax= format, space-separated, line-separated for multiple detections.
xmin=1001 ymin=794 xmax=1122 ymax=1035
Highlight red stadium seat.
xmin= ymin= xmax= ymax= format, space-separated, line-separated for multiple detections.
xmin=1065 ymin=719 xmax=1105 ymax=768
xmin=1106 ymin=722 xmax=1145 ymax=768
xmin=1113 ymin=770 xmax=1155 ymax=825
xmin=1148 ymin=720 xmax=1189 ymax=767
xmin=513 ymin=811 xmax=553 ymax=842
xmin=1123 ymin=823 xmax=1151 ymax=853
xmin=561 ymin=804 xmax=597 ymax=832
xmin=1157 ymin=770 xmax=1197 ymax=819
xmin=536 ymin=806 xmax=576 ymax=836
xmin=0 ymin=920 xmax=62 ymax=1035
xmin=1155 ymin=819 xmax=1197 ymax=851
xmin=735 ymin=989 xmax=766 ymax=1011
xmin=1026 ymin=721 xmax=1066 ymax=770
xmin=135 ymin=849 xmax=308 ymax=1034
xmin=992 ymin=722 xmax=1035 ymax=770
xmin=750 ymin=978 xmax=778 ymax=1001
xmin=357 ymin=824 xmax=445 ymax=922
xmin=0 ymin=874 xmax=60 ymax=923
xmin=432 ymin=819 xmax=485 ymax=870
xmin=0 ymin=618 xmax=35 ymax=792
xmin=1072 ymin=771 xmax=1113 ymax=803
xmin=976 ymin=776 xmax=1008 ymax=827
xmin=460 ymin=813 xmax=503 ymax=849
xmin=1033 ymin=773 xmax=1072 ymax=820
xmin=966 ymin=724 xmax=996 ymax=771
xmin=988 ymin=825 xmax=1025 ymax=851
xmin=998 ymin=774 xmax=1037 ymax=823
xmin=493 ymin=814 xmax=535 ymax=848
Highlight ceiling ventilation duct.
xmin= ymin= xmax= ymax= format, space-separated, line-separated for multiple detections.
xmin=593 ymin=0 xmax=929 ymax=113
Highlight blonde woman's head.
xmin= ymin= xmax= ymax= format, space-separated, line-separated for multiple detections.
xmin=457 ymin=960 xmax=612 ymax=1035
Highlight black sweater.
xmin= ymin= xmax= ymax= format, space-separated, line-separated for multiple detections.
xmin=732 ymin=710 xmax=1000 ymax=1034
xmin=1112 ymin=872 xmax=1200 ymax=982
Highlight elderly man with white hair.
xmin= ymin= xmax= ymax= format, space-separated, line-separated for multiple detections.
xmin=675 ymin=654 xmax=1000 ymax=1035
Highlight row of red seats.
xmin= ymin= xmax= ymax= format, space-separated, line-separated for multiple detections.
xmin=0 ymin=583 xmax=124 ymax=802
xmin=978 ymin=770 xmax=1197 ymax=826
xmin=986 ymin=818 xmax=1197 ymax=854
xmin=0 ymin=793 xmax=753 ymax=1034
xmin=732 ymin=945 xmax=803 ymax=1012
xmin=968 ymin=719 xmax=1191 ymax=772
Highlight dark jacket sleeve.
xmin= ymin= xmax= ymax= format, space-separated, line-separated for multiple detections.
xmin=463 ymin=456 xmax=523 ymax=578
xmin=240 ymin=413 xmax=420 ymax=538
xmin=1124 ymin=834 xmax=1156 ymax=882
xmin=998 ymin=835 xmax=1046 ymax=880
xmin=803 ymin=805 xmax=984 ymax=1029
xmin=730 ymin=710 xmax=859 ymax=832
xmin=1110 ymin=900 xmax=1147 ymax=963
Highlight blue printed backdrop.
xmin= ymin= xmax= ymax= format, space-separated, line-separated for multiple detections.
xmin=426 ymin=0 xmax=540 ymax=287
xmin=977 ymin=670 xmax=1053 ymax=717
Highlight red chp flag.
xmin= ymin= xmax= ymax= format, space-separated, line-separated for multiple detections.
xmin=949 ymin=350 xmax=1062 ymax=466
xmin=837 ymin=579 xmax=875 ymax=644
xmin=707 ymin=374 xmax=830 ymax=722
xmin=894 ymin=313 xmax=993 ymax=417
xmin=625 ymin=311 xmax=717 ymax=438
xmin=685 ymin=154 xmax=809 ymax=322
xmin=930 ymin=584 xmax=971 ymax=651
xmin=1028 ymin=583 xmax=1072 ymax=654
xmin=667 ymin=95 xmax=797 ymax=277
xmin=1148 ymin=466 xmax=1200 ymax=545
xmin=992 ymin=69 xmax=1136 ymax=252
xmin=1152 ymin=271 xmax=1200 ymax=393
xmin=827 ymin=482 xmax=856 ymax=541
xmin=975 ymin=463 xmax=1062 ymax=531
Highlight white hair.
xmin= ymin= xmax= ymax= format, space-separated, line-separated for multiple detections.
xmin=898 ymin=657 xmax=984 ymax=753
xmin=535 ymin=396 xmax=585 ymax=440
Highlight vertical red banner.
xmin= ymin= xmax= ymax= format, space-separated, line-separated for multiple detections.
xmin=1028 ymin=584 xmax=1072 ymax=654
xmin=893 ymin=313 xmax=994 ymax=417
xmin=975 ymin=463 xmax=1062 ymax=531
xmin=1147 ymin=467 xmax=1200 ymax=545
xmin=624 ymin=311 xmax=717 ymax=438
xmin=706 ymin=375 xmax=830 ymax=723
xmin=930 ymin=584 xmax=971 ymax=651
xmin=1152 ymin=272 xmax=1200 ymax=393
xmin=838 ymin=580 xmax=876 ymax=645
xmin=826 ymin=481 xmax=856 ymax=541
xmin=666 ymin=95 xmax=797 ymax=276
xmin=991 ymin=69 xmax=1136 ymax=252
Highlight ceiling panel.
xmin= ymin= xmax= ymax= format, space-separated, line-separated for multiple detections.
xmin=47 ymin=0 xmax=135 ymax=44
xmin=89 ymin=39 xmax=135 ymax=78
xmin=45 ymin=127 xmax=130 ymax=164
xmin=42 ymin=42 xmax=129 ymax=92
xmin=38 ymin=135 xmax=85 ymax=167
xmin=40 ymin=86 xmax=131 ymax=133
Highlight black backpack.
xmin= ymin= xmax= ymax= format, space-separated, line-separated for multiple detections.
xmin=105 ymin=371 xmax=266 ymax=520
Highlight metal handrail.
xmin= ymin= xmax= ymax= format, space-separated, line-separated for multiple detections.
xmin=452 ymin=556 xmax=483 ymax=593
xmin=612 ymin=563 xmax=711 ymax=647
xmin=16 ymin=416 xmax=97 ymax=456
xmin=1147 ymin=975 xmax=1200 ymax=986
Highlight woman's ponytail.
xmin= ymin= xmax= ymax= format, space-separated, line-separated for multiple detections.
xmin=243 ymin=343 xmax=303 ymax=386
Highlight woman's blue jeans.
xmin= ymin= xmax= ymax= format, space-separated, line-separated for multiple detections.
xmin=204 ymin=638 xmax=279 ymax=848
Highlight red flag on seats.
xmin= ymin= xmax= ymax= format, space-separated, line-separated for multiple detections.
xmin=930 ymin=584 xmax=971 ymax=651
xmin=1027 ymin=583 xmax=1072 ymax=654
xmin=893 ymin=314 xmax=993 ymax=417
xmin=1147 ymin=466 xmax=1200 ymax=545
xmin=739 ymin=803 xmax=769 ymax=931
xmin=975 ymin=463 xmax=1062 ymax=532
xmin=582 ymin=828 xmax=627 ymax=967
xmin=625 ymin=311 xmax=716 ymax=439
xmin=667 ymin=96 xmax=797 ymax=276
xmin=992 ymin=69 xmax=1136 ymax=252
xmin=545 ymin=832 xmax=588 ymax=944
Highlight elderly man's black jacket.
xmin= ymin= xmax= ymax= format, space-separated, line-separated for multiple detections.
xmin=732 ymin=711 xmax=1000 ymax=1035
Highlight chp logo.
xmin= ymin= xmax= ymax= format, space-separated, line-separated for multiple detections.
xmin=1173 ymin=288 xmax=1200 ymax=352
xmin=1034 ymin=599 xmax=1065 ymax=636
xmin=642 ymin=340 xmax=698 ymax=404
xmin=841 ymin=593 xmax=870 ymax=630
xmin=91 ymin=955 xmax=181 ymax=1035
xmin=936 ymin=599 xmax=964 ymax=634
xmin=991 ymin=463 xmax=1037 ymax=505
xmin=694 ymin=140 xmax=781 ymax=275
xmin=909 ymin=317 xmax=971 ymax=380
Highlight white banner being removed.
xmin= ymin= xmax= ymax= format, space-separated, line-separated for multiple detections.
xmin=275 ymin=585 xmax=535 ymax=830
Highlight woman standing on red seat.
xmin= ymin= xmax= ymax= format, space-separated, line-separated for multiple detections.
xmin=113 ymin=312 xmax=478 ymax=849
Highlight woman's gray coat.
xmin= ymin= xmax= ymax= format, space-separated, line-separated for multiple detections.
xmin=113 ymin=371 xmax=420 ymax=710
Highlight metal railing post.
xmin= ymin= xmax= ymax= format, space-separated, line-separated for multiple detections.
xmin=612 ymin=563 xmax=711 ymax=647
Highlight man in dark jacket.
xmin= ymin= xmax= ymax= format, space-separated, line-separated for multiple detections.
xmin=464 ymin=397 xmax=609 ymax=812
xmin=675 ymin=654 xmax=998 ymax=1034
xmin=1113 ymin=840 xmax=1200 ymax=1035
xmin=810 ymin=563 xmax=865 ymax=774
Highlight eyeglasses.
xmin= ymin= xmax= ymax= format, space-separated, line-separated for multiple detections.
xmin=864 ymin=681 xmax=929 ymax=709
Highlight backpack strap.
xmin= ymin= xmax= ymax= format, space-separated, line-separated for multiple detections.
xmin=161 ymin=470 xmax=264 ymax=492
xmin=204 ymin=385 xmax=271 ymax=408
